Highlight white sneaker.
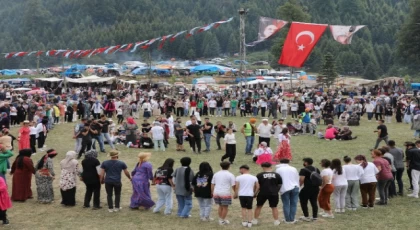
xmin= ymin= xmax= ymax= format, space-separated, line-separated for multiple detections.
xmin=273 ymin=220 xmax=281 ymax=226
xmin=242 ymin=222 xmax=248 ymax=227
xmin=251 ymin=219 xmax=258 ymax=225
xmin=285 ymin=220 xmax=297 ymax=224
xmin=322 ymin=214 xmax=334 ymax=218
xmin=247 ymin=223 xmax=252 ymax=228
xmin=407 ymin=193 xmax=419 ymax=198
xmin=200 ymin=217 xmax=207 ymax=222
xmin=224 ymin=220 xmax=230 ymax=224
xmin=340 ymin=209 xmax=346 ymax=213
xmin=108 ymin=209 xmax=114 ymax=213
xmin=334 ymin=209 xmax=341 ymax=213
xmin=299 ymin=216 xmax=312 ymax=222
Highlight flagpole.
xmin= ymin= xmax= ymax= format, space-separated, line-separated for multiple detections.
xmin=289 ymin=67 xmax=293 ymax=91
xmin=239 ymin=8 xmax=248 ymax=88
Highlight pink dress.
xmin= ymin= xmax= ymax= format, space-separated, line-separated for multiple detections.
xmin=256 ymin=149 xmax=276 ymax=165
xmin=19 ymin=127 xmax=30 ymax=150
xmin=0 ymin=177 xmax=12 ymax=210
xmin=274 ymin=134 xmax=292 ymax=160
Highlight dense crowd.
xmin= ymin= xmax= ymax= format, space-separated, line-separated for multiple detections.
xmin=0 ymin=78 xmax=419 ymax=227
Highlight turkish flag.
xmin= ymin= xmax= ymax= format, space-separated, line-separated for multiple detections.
xmin=278 ymin=22 xmax=327 ymax=68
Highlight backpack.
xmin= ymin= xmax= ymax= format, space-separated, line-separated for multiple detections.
xmin=304 ymin=167 xmax=322 ymax=186
xmin=154 ymin=168 xmax=168 ymax=185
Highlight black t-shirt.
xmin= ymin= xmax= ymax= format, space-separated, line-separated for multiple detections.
xmin=154 ymin=167 xmax=174 ymax=185
xmin=99 ymin=120 xmax=110 ymax=133
xmin=202 ymin=122 xmax=213 ymax=134
xmin=192 ymin=172 xmax=213 ymax=198
xmin=256 ymin=172 xmax=282 ymax=196
xmin=187 ymin=124 xmax=201 ymax=137
xmin=215 ymin=125 xmax=226 ymax=135
xmin=82 ymin=126 xmax=92 ymax=141
xmin=90 ymin=123 xmax=101 ymax=136
xmin=81 ymin=158 xmax=101 ymax=184
xmin=407 ymin=148 xmax=420 ymax=171
xmin=142 ymin=123 xmax=151 ymax=133
xmin=377 ymin=124 xmax=388 ymax=138
xmin=174 ymin=123 xmax=184 ymax=136
xmin=299 ymin=166 xmax=320 ymax=188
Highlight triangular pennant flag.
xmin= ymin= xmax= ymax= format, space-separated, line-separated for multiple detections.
xmin=107 ymin=45 xmax=121 ymax=54
xmin=81 ymin=49 xmax=93 ymax=58
xmin=214 ymin=17 xmax=234 ymax=28
xmin=141 ymin=37 xmax=161 ymax=49
xmin=63 ymin=50 xmax=73 ymax=58
xmin=197 ymin=23 xmax=215 ymax=33
xmin=46 ymin=50 xmax=57 ymax=56
xmin=118 ymin=43 xmax=133 ymax=52
xmin=131 ymin=41 xmax=149 ymax=52
xmin=170 ymin=31 xmax=187 ymax=42
xmin=5 ymin=53 xmax=16 ymax=59
xmin=186 ymin=27 xmax=200 ymax=38
xmin=35 ymin=51 xmax=44 ymax=56
xmin=27 ymin=51 xmax=37 ymax=56
xmin=13 ymin=52 xmax=29 ymax=57
xmin=246 ymin=17 xmax=288 ymax=47
xmin=158 ymin=35 xmax=173 ymax=50
xmin=87 ymin=49 xmax=98 ymax=58
xmin=329 ymin=25 xmax=365 ymax=45
xmin=55 ymin=50 xmax=67 ymax=56
xmin=279 ymin=22 xmax=328 ymax=68
xmin=104 ymin=46 xmax=117 ymax=54
xmin=96 ymin=47 xmax=110 ymax=54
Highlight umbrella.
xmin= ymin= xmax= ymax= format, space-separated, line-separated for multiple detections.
xmin=26 ymin=89 xmax=48 ymax=95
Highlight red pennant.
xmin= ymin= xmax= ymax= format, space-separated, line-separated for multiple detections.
xmin=35 ymin=51 xmax=44 ymax=56
xmin=118 ymin=44 xmax=133 ymax=52
xmin=278 ymin=22 xmax=327 ymax=68
xmin=5 ymin=53 xmax=16 ymax=59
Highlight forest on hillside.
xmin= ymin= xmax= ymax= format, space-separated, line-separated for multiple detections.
xmin=0 ymin=0 xmax=413 ymax=79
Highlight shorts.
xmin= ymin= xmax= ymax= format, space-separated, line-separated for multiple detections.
xmin=256 ymin=194 xmax=279 ymax=208
xmin=175 ymin=134 xmax=183 ymax=145
xmin=213 ymin=195 xmax=232 ymax=206
xmin=239 ymin=196 xmax=254 ymax=209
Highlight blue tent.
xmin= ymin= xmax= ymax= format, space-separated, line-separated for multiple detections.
xmin=71 ymin=64 xmax=87 ymax=71
xmin=0 ymin=69 xmax=18 ymax=75
xmin=190 ymin=64 xmax=236 ymax=74
xmin=132 ymin=67 xmax=156 ymax=75
xmin=411 ymin=83 xmax=420 ymax=90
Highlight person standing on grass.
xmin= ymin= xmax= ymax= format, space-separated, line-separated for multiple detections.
xmin=257 ymin=118 xmax=272 ymax=147
xmin=202 ymin=118 xmax=213 ymax=152
xmin=252 ymin=162 xmax=282 ymax=226
xmin=331 ymin=159 xmax=348 ymax=213
xmin=81 ymin=150 xmax=102 ymax=210
xmin=372 ymin=149 xmax=393 ymax=205
xmin=192 ymin=162 xmax=214 ymax=222
xmin=129 ymin=152 xmax=155 ymax=210
xmin=11 ymin=149 xmax=35 ymax=202
xmin=172 ymin=157 xmax=194 ymax=218
xmin=35 ymin=149 xmax=57 ymax=204
xmin=211 ymin=162 xmax=236 ymax=226
xmin=214 ymin=121 xmax=226 ymax=150
xmin=275 ymin=158 xmax=300 ymax=224
xmin=388 ymin=140 xmax=405 ymax=196
xmin=241 ymin=118 xmax=257 ymax=155
xmin=373 ymin=119 xmax=388 ymax=149
xmin=153 ymin=158 xmax=175 ymax=215
xmin=318 ymin=159 xmax=334 ymax=218
xmin=98 ymin=115 xmax=115 ymax=150
xmin=234 ymin=165 xmax=259 ymax=228
xmin=186 ymin=117 xmax=203 ymax=154
xmin=354 ymin=155 xmax=378 ymax=208
xmin=406 ymin=141 xmax=420 ymax=199
xmin=0 ymin=176 xmax=11 ymax=225
xmin=343 ymin=156 xmax=364 ymax=211
xmin=100 ymin=150 xmax=131 ymax=213
xmin=298 ymin=158 xmax=321 ymax=222
xmin=150 ymin=121 xmax=165 ymax=152
xmin=59 ymin=151 xmax=78 ymax=207
xmin=221 ymin=128 xmax=236 ymax=164
xmin=174 ymin=118 xmax=185 ymax=152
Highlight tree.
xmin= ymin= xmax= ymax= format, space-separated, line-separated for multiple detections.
xmin=278 ymin=0 xmax=311 ymax=22
xmin=320 ymin=53 xmax=338 ymax=88
xmin=226 ymin=33 xmax=238 ymax=56
xmin=363 ymin=61 xmax=381 ymax=80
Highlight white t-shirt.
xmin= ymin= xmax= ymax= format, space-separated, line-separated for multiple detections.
xmin=343 ymin=164 xmax=364 ymax=181
xmin=236 ymin=174 xmax=258 ymax=196
xmin=224 ymin=133 xmax=236 ymax=144
xmin=150 ymin=126 xmax=164 ymax=140
xmin=359 ymin=162 xmax=379 ymax=184
xmin=321 ymin=168 xmax=333 ymax=184
xmin=116 ymin=108 xmax=123 ymax=115
xmin=257 ymin=123 xmax=272 ymax=138
xmin=253 ymin=147 xmax=273 ymax=157
xmin=290 ymin=103 xmax=298 ymax=111
xmin=332 ymin=169 xmax=348 ymax=186
xmin=280 ymin=101 xmax=288 ymax=110
xmin=9 ymin=106 xmax=17 ymax=116
xmin=211 ymin=170 xmax=236 ymax=196
xmin=208 ymin=100 xmax=217 ymax=108
xmin=277 ymin=133 xmax=290 ymax=143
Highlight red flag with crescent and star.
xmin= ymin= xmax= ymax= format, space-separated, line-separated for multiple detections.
xmin=278 ymin=22 xmax=327 ymax=68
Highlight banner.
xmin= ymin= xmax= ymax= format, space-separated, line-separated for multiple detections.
xmin=330 ymin=25 xmax=365 ymax=45
xmin=246 ymin=17 xmax=288 ymax=47
xmin=278 ymin=22 xmax=328 ymax=68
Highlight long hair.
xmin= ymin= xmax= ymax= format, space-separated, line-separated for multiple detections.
xmin=331 ymin=159 xmax=343 ymax=175
xmin=198 ymin=162 xmax=213 ymax=176
xmin=160 ymin=158 xmax=175 ymax=170
xmin=180 ymin=157 xmax=192 ymax=192
xmin=17 ymin=149 xmax=32 ymax=169
xmin=354 ymin=155 xmax=367 ymax=168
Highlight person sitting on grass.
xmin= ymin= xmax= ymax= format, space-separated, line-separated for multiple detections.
xmin=324 ymin=124 xmax=338 ymax=140
xmin=292 ymin=120 xmax=302 ymax=135
xmin=336 ymin=126 xmax=357 ymax=141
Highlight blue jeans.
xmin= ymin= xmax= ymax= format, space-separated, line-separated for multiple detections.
xmin=253 ymin=107 xmax=258 ymax=116
xmin=281 ymin=187 xmax=299 ymax=222
xmin=245 ymin=136 xmax=254 ymax=154
xmin=153 ymin=140 xmax=165 ymax=151
xmin=216 ymin=107 xmax=222 ymax=116
xmin=176 ymin=194 xmax=193 ymax=217
xmin=153 ymin=185 xmax=173 ymax=214
xmin=231 ymin=107 xmax=237 ymax=116
xmin=204 ymin=133 xmax=212 ymax=150
xmin=101 ymin=133 xmax=115 ymax=149
xmin=197 ymin=197 xmax=212 ymax=218
xmin=367 ymin=112 xmax=373 ymax=120
xmin=184 ymin=108 xmax=189 ymax=117
xmin=92 ymin=135 xmax=105 ymax=152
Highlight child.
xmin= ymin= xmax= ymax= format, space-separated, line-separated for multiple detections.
xmin=116 ymin=106 xmax=123 ymax=124
xmin=221 ymin=128 xmax=236 ymax=164
xmin=310 ymin=115 xmax=317 ymax=134
xmin=313 ymin=110 xmax=321 ymax=125
xmin=317 ymin=129 xmax=325 ymax=139
xmin=0 ymin=176 xmax=11 ymax=225
xmin=292 ymin=120 xmax=302 ymax=135
xmin=240 ymin=102 xmax=246 ymax=117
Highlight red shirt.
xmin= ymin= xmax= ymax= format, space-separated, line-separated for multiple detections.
xmin=373 ymin=158 xmax=393 ymax=180
xmin=190 ymin=101 xmax=197 ymax=107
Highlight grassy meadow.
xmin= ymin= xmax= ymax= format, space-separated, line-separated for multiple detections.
xmin=5 ymin=114 xmax=420 ymax=230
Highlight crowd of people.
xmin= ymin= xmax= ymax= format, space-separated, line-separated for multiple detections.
xmin=0 ymin=79 xmax=418 ymax=226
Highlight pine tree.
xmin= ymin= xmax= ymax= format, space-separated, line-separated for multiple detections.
xmin=320 ymin=53 xmax=338 ymax=88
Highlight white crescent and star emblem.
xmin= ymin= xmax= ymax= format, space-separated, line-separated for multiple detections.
xmin=295 ymin=31 xmax=315 ymax=51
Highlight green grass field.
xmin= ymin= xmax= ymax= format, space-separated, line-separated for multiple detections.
xmin=5 ymin=115 xmax=420 ymax=230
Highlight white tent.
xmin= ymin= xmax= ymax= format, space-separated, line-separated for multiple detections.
xmin=36 ymin=77 xmax=63 ymax=82
xmin=66 ymin=76 xmax=115 ymax=83
xmin=237 ymin=79 xmax=267 ymax=86
xmin=119 ymin=79 xmax=138 ymax=84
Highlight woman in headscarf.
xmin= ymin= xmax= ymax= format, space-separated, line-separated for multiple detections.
xmin=0 ymin=144 xmax=13 ymax=182
xmin=59 ymin=151 xmax=79 ymax=206
xmin=124 ymin=117 xmax=138 ymax=145
xmin=129 ymin=152 xmax=155 ymax=210
xmin=35 ymin=149 xmax=58 ymax=204
xmin=11 ymin=149 xmax=35 ymax=201
xmin=81 ymin=150 xmax=101 ymax=209
xmin=122 ymin=100 xmax=131 ymax=119
xmin=17 ymin=120 xmax=31 ymax=150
